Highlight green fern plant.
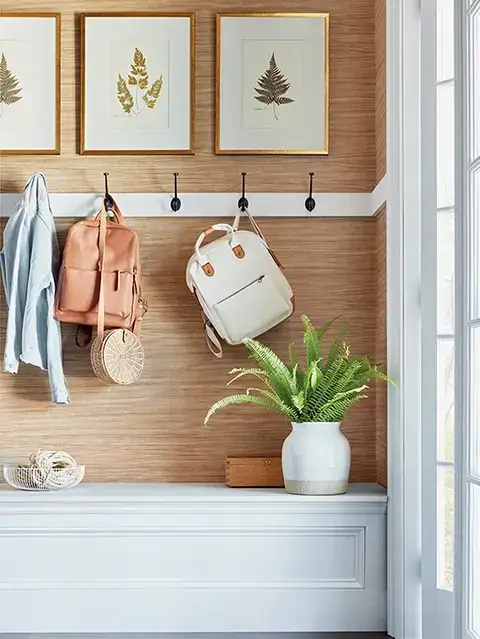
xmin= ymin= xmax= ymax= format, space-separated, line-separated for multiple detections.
xmin=205 ymin=315 xmax=393 ymax=425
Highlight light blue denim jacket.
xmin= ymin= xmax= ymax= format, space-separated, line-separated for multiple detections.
xmin=0 ymin=173 xmax=70 ymax=404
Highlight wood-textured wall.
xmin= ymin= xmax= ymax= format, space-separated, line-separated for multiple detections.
xmin=375 ymin=207 xmax=387 ymax=487
xmin=375 ymin=0 xmax=386 ymax=183
xmin=0 ymin=0 xmax=376 ymax=194
xmin=0 ymin=217 xmax=383 ymax=483
xmin=0 ymin=0 xmax=388 ymax=485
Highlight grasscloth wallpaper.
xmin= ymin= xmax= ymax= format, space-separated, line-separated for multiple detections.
xmin=0 ymin=0 xmax=388 ymax=485
xmin=375 ymin=0 xmax=386 ymax=183
xmin=0 ymin=0 xmax=376 ymax=193
xmin=0 ymin=217 xmax=384 ymax=483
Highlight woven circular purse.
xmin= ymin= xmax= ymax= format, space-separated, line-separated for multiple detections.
xmin=91 ymin=205 xmax=145 ymax=385
xmin=91 ymin=328 xmax=144 ymax=385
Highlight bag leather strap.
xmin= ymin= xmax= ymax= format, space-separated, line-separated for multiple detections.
xmin=96 ymin=203 xmax=108 ymax=344
xmin=94 ymin=198 xmax=125 ymax=225
xmin=232 ymin=207 xmax=267 ymax=243
xmin=202 ymin=313 xmax=223 ymax=358
xmin=232 ymin=207 xmax=284 ymax=269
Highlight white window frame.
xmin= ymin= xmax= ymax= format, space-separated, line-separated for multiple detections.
xmin=386 ymin=1 xmax=423 ymax=637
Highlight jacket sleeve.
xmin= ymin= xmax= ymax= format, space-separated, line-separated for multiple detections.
xmin=45 ymin=283 xmax=70 ymax=405
xmin=26 ymin=185 xmax=70 ymax=405
xmin=1 ymin=213 xmax=31 ymax=374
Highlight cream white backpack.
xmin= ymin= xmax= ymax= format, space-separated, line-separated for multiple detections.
xmin=186 ymin=211 xmax=294 ymax=357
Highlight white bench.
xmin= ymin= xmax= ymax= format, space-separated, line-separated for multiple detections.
xmin=0 ymin=482 xmax=387 ymax=634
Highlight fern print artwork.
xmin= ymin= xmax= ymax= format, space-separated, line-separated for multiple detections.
xmin=0 ymin=53 xmax=22 ymax=117
xmin=254 ymin=53 xmax=294 ymax=120
xmin=117 ymin=47 xmax=163 ymax=117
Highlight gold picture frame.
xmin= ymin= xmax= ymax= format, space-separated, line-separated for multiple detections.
xmin=0 ymin=13 xmax=61 ymax=155
xmin=215 ymin=12 xmax=329 ymax=156
xmin=80 ymin=12 xmax=195 ymax=156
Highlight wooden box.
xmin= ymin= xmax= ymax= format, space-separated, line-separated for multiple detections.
xmin=225 ymin=456 xmax=284 ymax=488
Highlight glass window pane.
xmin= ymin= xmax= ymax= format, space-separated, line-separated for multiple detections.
xmin=472 ymin=11 xmax=480 ymax=161
xmin=437 ymin=466 xmax=454 ymax=590
xmin=471 ymin=484 xmax=480 ymax=635
xmin=472 ymin=168 xmax=480 ymax=321
xmin=437 ymin=0 xmax=454 ymax=82
xmin=438 ymin=339 xmax=455 ymax=462
xmin=470 ymin=326 xmax=480 ymax=477
xmin=437 ymin=210 xmax=455 ymax=333
xmin=437 ymin=81 xmax=455 ymax=209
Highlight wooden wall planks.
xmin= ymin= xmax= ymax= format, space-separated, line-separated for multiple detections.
xmin=0 ymin=0 xmax=376 ymax=193
xmin=375 ymin=208 xmax=387 ymax=487
xmin=375 ymin=0 xmax=386 ymax=183
xmin=0 ymin=216 xmax=382 ymax=483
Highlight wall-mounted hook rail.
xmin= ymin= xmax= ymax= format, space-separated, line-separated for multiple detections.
xmin=103 ymin=172 xmax=114 ymax=210
xmin=305 ymin=172 xmax=316 ymax=212
xmin=170 ymin=172 xmax=181 ymax=212
xmin=237 ymin=172 xmax=249 ymax=212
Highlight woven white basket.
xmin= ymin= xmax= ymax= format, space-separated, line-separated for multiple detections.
xmin=3 ymin=465 xmax=85 ymax=491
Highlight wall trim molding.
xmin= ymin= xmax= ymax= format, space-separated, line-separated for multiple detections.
xmin=386 ymin=0 xmax=422 ymax=638
xmin=0 ymin=177 xmax=387 ymax=219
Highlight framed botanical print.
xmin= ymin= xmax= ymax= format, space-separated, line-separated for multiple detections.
xmin=81 ymin=13 xmax=195 ymax=155
xmin=215 ymin=13 xmax=329 ymax=155
xmin=0 ymin=13 xmax=60 ymax=155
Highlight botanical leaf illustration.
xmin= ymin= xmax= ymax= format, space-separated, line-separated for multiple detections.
xmin=0 ymin=53 xmax=22 ymax=116
xmin=142 ymin=76 xmax=163 ymax=109
xmin=254 ymin=53 xmax=294 ymax=120
xmin=127 ymin=47 xmax=149 ymax=89
xmin=117 ymin=74 xmax=134 ymax=114
xmin=117 ymin=48 xmax=163 ymax=117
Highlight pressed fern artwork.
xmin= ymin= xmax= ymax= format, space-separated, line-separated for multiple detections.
xmin=254 ymin=53 xmax=294 ymax=120
xmin=0 ymin=53 xmax=22 ymax=117
xmin=117 ymin=47 xmax=163 ymax=116
xmin=205 ymin=315 xmax=393 ymax=425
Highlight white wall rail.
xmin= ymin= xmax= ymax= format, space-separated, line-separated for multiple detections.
xmin=0 ymin=178 xmax=387 ymax=219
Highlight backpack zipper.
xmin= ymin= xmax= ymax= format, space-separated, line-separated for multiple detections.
xmin=215 ymin=275 xmax=265 ymax=305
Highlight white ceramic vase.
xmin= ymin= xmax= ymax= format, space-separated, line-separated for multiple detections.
xmin=281 ymin=422 xmax=351 ymax=495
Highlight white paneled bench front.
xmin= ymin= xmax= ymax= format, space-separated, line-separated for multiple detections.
xmin=0 ymin=482 xmax=387 ymax=634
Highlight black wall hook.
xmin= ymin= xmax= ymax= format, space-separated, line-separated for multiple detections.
xmin=305 ymin=172 xmax=316 ymax=212
xmin=104 ymin=172 xmax=114 ymax=210
xmin=170 ymin=172 xmax=181 ymax=212
xmin=237 ymin=172 xmax=249 ymax=212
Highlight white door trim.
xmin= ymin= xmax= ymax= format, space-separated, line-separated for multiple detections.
xmin=386 ymin=0 xmax=423 ymax=638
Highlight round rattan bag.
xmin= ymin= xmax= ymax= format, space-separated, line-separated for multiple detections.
xmin=91 ymin=328 xmax=144 ymax=385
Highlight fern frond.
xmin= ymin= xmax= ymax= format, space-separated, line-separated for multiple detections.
xmin=317 ymin=386 xmax=368 ymax=414
xmin=288 ymin=342 xmax=297 ymax=367
xmin=302 ymin=315 xmax=321 ymax=365
xmin=314 ymin=394 xmax=367 ymax=422
xmin=206 ymin=316 xmax=392 ymax=427
xmin=246 ymin=388 xmax=299 ymax=420
xmin=243 ymin=337 xmax=294 ymax=406
xmin=324 ymin=323 xmax=350 ymax=371
xmin=204 ymin=393 xmax=292 ymax=425
xmin=227 ymin=368 xmax=270 ymax=387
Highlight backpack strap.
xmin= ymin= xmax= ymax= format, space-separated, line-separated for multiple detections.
xmin=232 ymin=208 xmax=267 ymax=243
xmin=232 ymin=208 xmax=284 ymax=270
xmin=94 ymin=198 xmax=125 ymax=225
xmin=202 ymin=314 xmax=223 ymax=359
xmin=96 ymin=203 xmax=108 ymax=343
